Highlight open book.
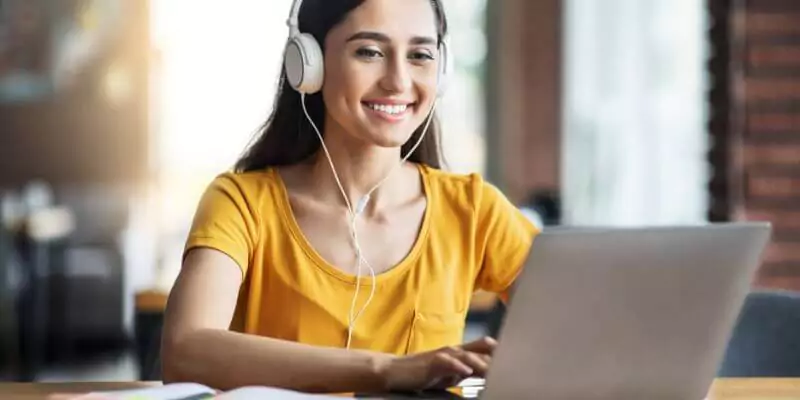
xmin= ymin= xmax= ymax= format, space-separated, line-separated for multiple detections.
xmin=85 ymin=382 xmax=348 ymax=399
xmin=74 ymin=379 xmax=485 ymax=399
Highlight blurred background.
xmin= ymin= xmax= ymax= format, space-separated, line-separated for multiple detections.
xmin=1 ymin=0 xmax=799 ymax=383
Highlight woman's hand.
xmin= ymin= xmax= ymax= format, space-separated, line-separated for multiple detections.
xmin=381 ymin=337 xmax=497 ymax=391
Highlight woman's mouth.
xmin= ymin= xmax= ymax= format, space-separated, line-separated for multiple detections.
xmin=362 ymin=101 xmax=414 ymax=122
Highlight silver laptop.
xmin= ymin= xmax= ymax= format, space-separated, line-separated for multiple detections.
xmin=476 ymin=222 xmax=772 ymax=400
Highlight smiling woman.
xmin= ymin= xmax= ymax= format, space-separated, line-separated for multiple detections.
xmin=157 ymin=0 xmax=533 ymax=395
xmin=146 ymin=1 xmax=487 ymax=291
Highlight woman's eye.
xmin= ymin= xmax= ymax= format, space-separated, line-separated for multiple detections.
xmin=356 ymin=48 xmax=383 ymax=59
xmin=410 ymin=51 xmax=435 ymax=61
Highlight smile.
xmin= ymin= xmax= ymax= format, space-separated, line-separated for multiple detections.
xmin=362 ymin=101 xmax=414 ymax=122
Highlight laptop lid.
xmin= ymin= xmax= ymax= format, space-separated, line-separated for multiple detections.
xmin=481 ymin=222 xmax=771 ymax=400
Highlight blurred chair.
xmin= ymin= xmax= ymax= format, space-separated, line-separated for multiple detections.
xmin=140 ymin=327 xmax=162 ymax=381
xmin=718 ymin=290 xmax=800 ymax=377
xmin=135 ymin=290 xmax=167 ymax=381
xmin=0 ymin=224 xmax=21 ymax=380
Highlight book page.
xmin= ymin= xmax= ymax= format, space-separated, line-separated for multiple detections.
xmin=215 ymin=387 xmax=346 ymax=399
xmin=90 ymin=383 xmax=216 ymax=399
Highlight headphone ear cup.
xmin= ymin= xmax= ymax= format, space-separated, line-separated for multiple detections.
xmin=284 ymin=33 xmax=324 ymax=94
xmin=436 ymin=39 xmax=452 ymax=98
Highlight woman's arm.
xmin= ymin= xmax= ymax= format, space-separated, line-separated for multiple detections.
xmin=161 ymin=248 xmax=494 ymax=393
xmin=160 ymin=248 xmax=390 ymax=393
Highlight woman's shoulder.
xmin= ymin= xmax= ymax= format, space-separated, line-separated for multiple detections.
xmin=420 ymin=163 xmax=484 ymax=189
xmin=419 ymin=163 xmax=505 ymax=213
xmin=205 ymin=167 xmax=281 ymax=194
xmin=197 ymin=167 xmax=285 ymax=216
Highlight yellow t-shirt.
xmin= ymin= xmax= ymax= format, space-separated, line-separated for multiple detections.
xmin=184 ymin=163 xmax=538 ymax=355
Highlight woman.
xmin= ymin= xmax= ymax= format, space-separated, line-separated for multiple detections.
xmin=161 ymin=0 xmax=538 ymax=393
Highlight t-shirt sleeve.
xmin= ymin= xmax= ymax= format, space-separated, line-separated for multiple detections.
xmin=183 ymin=174 xmax=259 ymax=279
xmin=473 ymin=178 xmax=540 ymax=303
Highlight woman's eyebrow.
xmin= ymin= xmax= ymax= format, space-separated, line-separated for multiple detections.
xmin=346 ymin=31 xmax=437 ymax=46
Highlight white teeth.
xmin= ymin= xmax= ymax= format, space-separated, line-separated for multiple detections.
xmin=368 ymin=103 xmax=408 ymax=115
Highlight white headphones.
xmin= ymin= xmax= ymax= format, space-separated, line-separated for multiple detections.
xmin=284 ymin=0 xmax=451 ymax=350
xmin=283 ymin=0 xmax=452 ymax=97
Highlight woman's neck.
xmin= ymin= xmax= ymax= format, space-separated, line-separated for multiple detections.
xmin=307 ymin=130 xmax=409 ymax=215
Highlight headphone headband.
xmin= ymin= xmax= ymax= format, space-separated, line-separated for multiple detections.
xmin=287 ymin=0 xmax=302 ymax=34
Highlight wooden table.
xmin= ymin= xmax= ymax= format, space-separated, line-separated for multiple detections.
xmin=709 ymin=379 xmax=800 ymax=399
xmin=1 ymin=379 xmax=799 ymax=399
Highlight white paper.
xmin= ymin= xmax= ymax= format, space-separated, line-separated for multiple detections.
xmin=458 ymin=377 xmax=485 ymax=387
xmin=215 ymin=386 xmax=343 ymax=399
xmin=92 ymin=383 xmax=216 ymax=399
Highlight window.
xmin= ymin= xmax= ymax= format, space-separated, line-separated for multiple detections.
xmin=438 ymin=0 xmax=488 ymax=175
xmin=561 ymin=0 xmax=710 ymax=226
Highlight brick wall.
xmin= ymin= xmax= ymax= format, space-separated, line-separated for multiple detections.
xmin=732 ymin=1 xmax=800 ymax=290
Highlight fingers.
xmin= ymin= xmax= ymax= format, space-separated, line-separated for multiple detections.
xmin=432 ymin=374 xmax=467 ymax=390
xmin=433 ymin=351 xmax=473 ymax=377
xmin=439 ymin=346 xmax=491 ymax=377
xmin=457 ymin=349 xmax=491 ymax=377
xmin=460 ymin=336 xmax=498 ymax=355
xmin=421 ymin=340 xmax=498 ymax=391
xmin=427 ymin=352 xmax=474 ymax=390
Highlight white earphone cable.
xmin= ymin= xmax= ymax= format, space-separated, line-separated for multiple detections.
xmin=300 ymin=93 xmax=438 ymax=349
xmin=299 ymin=95 xmax=354 ymax=216
xmin=344 ymin=102 xmax=437 ymax=349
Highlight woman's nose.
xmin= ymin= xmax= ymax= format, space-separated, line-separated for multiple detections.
xmin=380 ymin=58 xmax=413 ymax=94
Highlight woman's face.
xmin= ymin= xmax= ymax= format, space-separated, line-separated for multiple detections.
xmin=322 ymin=0 xmax=440 ymax=149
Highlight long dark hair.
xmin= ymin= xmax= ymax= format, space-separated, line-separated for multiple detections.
xmin=234 ymin=0 xmax=449 ymax=172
